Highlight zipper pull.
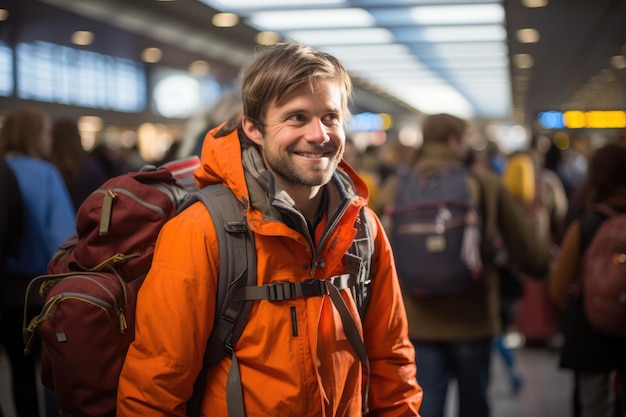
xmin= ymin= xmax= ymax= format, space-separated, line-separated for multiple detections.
xmin=119 ymin=311 xmax=128 ymax=333
xmin=99 ymin=189 xmax=116 ymax=236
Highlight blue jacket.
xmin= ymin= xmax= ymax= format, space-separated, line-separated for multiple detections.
xmin=3 ymin=155 xmax=75 ymax=276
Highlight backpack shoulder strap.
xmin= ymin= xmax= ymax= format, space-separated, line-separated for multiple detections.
xmin=185 ymin=184 xmax=256 ymax=417
xmin=579 ymin=204 xmax=614 ymax=254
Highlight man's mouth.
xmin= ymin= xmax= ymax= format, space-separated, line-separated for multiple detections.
xmin=296 ymin=151 xmax=329 ymax=158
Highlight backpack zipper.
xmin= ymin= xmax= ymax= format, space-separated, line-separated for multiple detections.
xmin=96 ymin=187 xmax=169 ymax=236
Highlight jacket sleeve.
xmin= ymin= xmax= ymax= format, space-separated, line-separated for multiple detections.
xmin=548 ymin=220 xmax=581 ymax=311
xmin=362 ymin=209 xmax=423 ymax=416
xmin=117 ymin=203 xmax=220 ymax=416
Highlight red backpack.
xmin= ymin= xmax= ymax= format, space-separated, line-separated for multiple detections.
xmin=580 ymin=204 xmax=626 ymax=337
xmin=23 ymin=166 xmax=191 ymax=417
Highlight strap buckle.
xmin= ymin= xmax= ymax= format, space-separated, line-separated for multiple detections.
xmin=300 ymin=278 xmax=327 ymax=297
xmin=265 ymin=281 xmax=295 ymax=301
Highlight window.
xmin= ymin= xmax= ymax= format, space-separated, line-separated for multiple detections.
xmin=16 ymin=41 xmax=146 ymax=112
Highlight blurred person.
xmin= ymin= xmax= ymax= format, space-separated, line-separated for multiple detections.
xmin=49 ymin=117 xmax=109 ymax=211
xmin=117 ymin=42 xmax=422 ymax=416
xmin=502 ymin=150 xmax=568 ymax=347
xmin=549 ymin=143 xmax=626 ymax=417
xmin=177 ymin=89 xmax=244 ymax=159
xmin=91 ymin=142 xmax=126 ymax=179
xmin=377 ymin=113 xmax=551 ymax=417
xmin=0 ymin=106 xmax=76 ymax=417
xmin=469 ymin=142 xmax=525 ymax=395
xmin=343 ymin=138 xmax=381 ymax=208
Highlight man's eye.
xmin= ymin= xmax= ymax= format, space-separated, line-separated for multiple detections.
xmin=289 ymin=114 xmax=306 ymax=122
xmin=323 ymin=114 xmax=340 ymax=123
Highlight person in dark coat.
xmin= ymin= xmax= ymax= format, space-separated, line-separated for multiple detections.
xmin=549 ymin=143 xmax=626 ymax=417
xmin=49 ymin=118 xmax=109 ymax=211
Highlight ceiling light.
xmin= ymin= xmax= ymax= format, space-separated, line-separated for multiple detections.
xmin=522 ymin=0 xmax=548 ymax=7
xmin=141 ymin=47 xmax=162 ymax=63
xmin=212 ymin=12 xmax=239 ymax=27
xmin=256 ymin=31 xmax=281 ymax=45
xmin=189 ymin=60 xmax=210 ymax=75
xmin=513 ymin=54 xmax=534 ymax=69
xmin=248 ymin=8 xmax=372 ymax=30
xmin=0 ymin=9 xmax=8 ymax=21
xmin=516 ymin=28 xmax=540 ymax=43
xmin=71 ymin=31 xmax=94 ymax=46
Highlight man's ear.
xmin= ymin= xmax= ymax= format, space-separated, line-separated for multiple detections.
xmin=241 ymin=115 xmax=263 ymax=146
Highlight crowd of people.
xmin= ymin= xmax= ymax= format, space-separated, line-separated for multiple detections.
xmin=1 ymin=41 xmax=625 ymax=417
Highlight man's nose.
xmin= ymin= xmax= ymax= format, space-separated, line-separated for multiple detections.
xmin=304 ymin=119 xmax=331 ymax=145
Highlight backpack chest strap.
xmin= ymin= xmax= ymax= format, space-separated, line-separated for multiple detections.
xmin=234 ymin=274 xmax=357 ymax=302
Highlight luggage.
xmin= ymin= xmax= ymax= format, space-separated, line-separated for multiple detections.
xmin=389 ymin=165 xmax=483 ymax=296
xmin=516 ymin=279 xmax=562 ymax=344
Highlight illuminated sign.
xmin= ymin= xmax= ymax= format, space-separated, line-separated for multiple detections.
xmin=346 ymin=112 xmax=393 ymax=132
xmin=538 ymin=110 xmax=626 ymax=129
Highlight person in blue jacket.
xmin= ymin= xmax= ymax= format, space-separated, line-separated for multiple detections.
xmin=0 ymin=106 xmax=76 ymax=417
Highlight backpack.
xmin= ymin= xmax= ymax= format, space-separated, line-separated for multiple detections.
xmin=23 ymin=164 xmax=373 ymax=417
xmin=22 ymin=165 xmax=193 ymax=417
xmin=389 ymin=165 xmax=483 ymax=297
xmin=579 ymin=204 xmax=626 ymax=337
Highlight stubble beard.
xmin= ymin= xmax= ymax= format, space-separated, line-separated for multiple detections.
xmin=262 ymin=147 xmax=340 ymax=187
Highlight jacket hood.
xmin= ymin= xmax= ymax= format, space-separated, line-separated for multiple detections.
xmin=193 ymin=124 xmax=370 ymax=208
xmin=193 ymin=125 xmax=250 ymax=204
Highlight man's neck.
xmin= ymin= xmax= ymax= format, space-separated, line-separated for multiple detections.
xmin=286 ymin=185 xmax=325 ymax=225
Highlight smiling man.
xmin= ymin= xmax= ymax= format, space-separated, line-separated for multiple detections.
xmin=117 ymin=42 xmax=422 ymax=417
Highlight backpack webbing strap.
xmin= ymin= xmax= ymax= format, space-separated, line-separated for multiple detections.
xmin=186 ymin=184 xmax=256 ymax=417
xmin=236 ymin=274 xmax=355 ymax=301
xmin=325 ymin=280 xmax=370 ymax=416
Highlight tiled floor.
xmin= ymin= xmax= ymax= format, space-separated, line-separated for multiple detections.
xmin=487 ymin=345 xmax=573 ymax=417
xmin=1 ymin=343 xmax=573 ymax=417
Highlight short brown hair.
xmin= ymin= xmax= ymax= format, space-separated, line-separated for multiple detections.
xmin=422 ymin=113 xmax=467 ymax=145
xmin=240 ymin=42 xmax=353 ymax=135
xmin=0 ymin=106 xmax=50 ymax=158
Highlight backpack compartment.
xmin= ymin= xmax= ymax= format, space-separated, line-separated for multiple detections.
xmin=391 ymin=166 xmax=482 ymax=297
xmin=26 ymin=271 xmax=137 ymax=417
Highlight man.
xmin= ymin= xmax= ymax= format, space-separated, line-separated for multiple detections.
xmin=377 ymin=113 xmax=551 ymax=417
xmin=117 ymin=42 xmax=422 ymax=416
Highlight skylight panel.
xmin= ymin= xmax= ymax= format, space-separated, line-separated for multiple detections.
xmin=199 ymin=0 xmax=345 ymax=12
xmin=285 ymin=28 xmax=393 ymax=45
xmin=320 ymin=44 xmax=412 ymax=59
xmin=395 ymin=25 xmax=506 ymax=43
xmin=247 ymin=8 xmax=373 ymax=30
xmin=409 ymin=4 xmax=504 ymax=25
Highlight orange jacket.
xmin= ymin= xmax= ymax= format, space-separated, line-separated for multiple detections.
xmin=117 ymin=127 xmax=422 ymax=416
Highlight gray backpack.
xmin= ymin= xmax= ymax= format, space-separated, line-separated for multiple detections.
xmin=390 ymin=165 xmax=483 ymax=297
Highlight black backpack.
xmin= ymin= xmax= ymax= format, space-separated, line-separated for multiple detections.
xmin=390 ymin=165 xmax=484 ymax=297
